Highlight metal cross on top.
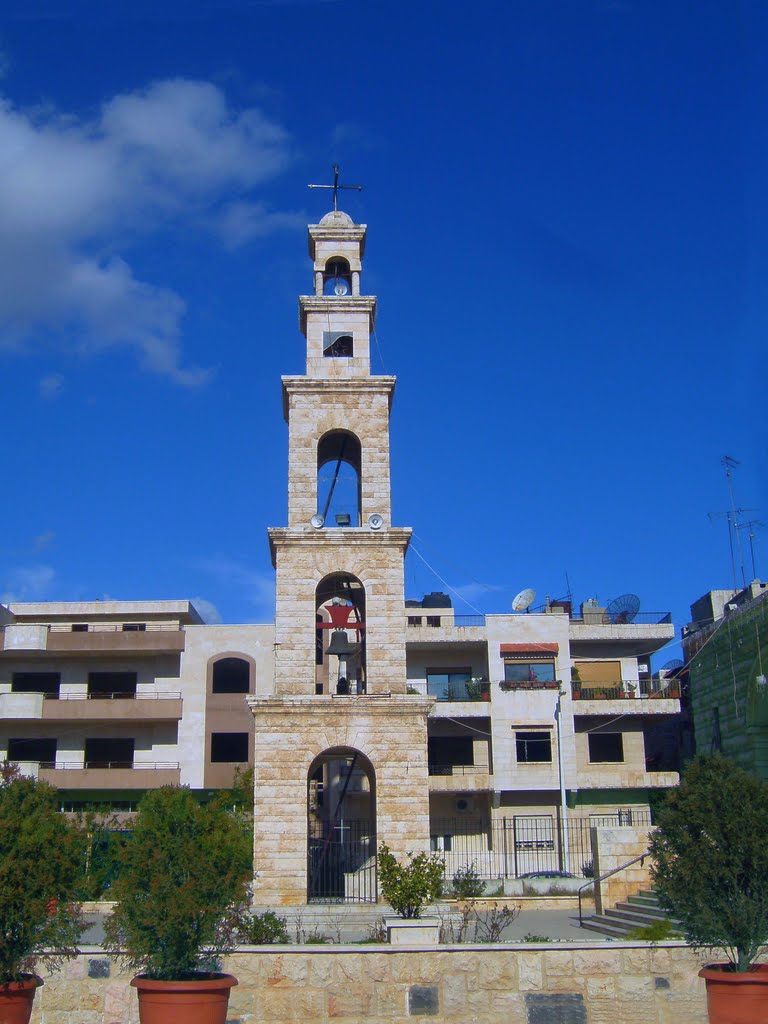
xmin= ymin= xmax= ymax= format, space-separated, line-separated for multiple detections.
xmin=308 ymin=163 xmax=363 ymax=212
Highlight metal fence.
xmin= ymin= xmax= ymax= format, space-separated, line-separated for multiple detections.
xmin=430 ymin=811 xmax=653 ymax=880
xmin=307 ymin=818 xmax=377 ymax=903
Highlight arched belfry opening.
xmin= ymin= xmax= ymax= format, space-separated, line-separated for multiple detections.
xmin=322 ymin=256 xmax=352 ymax=296
xmin=307 ymin=746 xmax=376 ymax=903
xmin=317 ymin=430 xmax=361 ymax=527
xmin=315 ymin=573 xmax=366 ymax=695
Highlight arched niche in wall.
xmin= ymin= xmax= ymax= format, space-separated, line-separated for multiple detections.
xmin=315 ymin=573 xmax=366 ymax=695
xmin=209 ymin=654 xmax=255 ymax=695
xmin=307 ymin=745 xmax=376 ymax=903
xmin=317 ymin=430 xmax=362 ymax=528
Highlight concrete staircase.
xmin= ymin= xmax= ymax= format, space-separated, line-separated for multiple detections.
xmin=581 ymin=889 xmax=681 ymax=939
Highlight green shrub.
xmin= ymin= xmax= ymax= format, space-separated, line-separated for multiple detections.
xmin=627 ymin=919 xmax=680 ymax=941
xmin=104 ymin=786 xmax=252 ymax=979
xmin=239 ymin=911 xmax=289 ymax=944
xmin=649 ymin=754 xmax=768 ymax=972
xmin=451 ymin=862 xmax=486 ymax=900
xmin=0 ymin=764 xmax=85 ymax=982
xmin=378 ymin=842 xmax=444 ymax=919
xmin=523 ymin=933 xmax=551 ymax=942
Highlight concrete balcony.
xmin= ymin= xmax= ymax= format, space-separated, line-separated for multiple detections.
xmin=428 ymin=765 xmax=492 ymax=792
xmin=571 ymin=681 xmax=680 ymax=716
xmin=1 ymin=623 xmax=185 ymax=656
xmin=39 ymin=762 xmax=181 ymax=789
xmin=568 ymin=614 xmax=674 ymax=654
xmin=43 ymin=694 xmax=183 ymax=722
xmin=577 ymin=767 xmax=679 ymax=789
xmin=405 ymin=615 xmax=487 ymax=650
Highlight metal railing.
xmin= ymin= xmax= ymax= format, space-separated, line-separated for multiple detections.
xmin=44 ymin=761 xmax=180 ymax=771
xmin=48 ymin=691 xmax=182 ymax=701
xmin=569 ymin=611 xmax=672 ymax=625
xmin=429 ymin=812 xmax=652 ymax=880
xmin=46 ymin=622 xmax=181 ymax=633
xmin=453 ymin=615 xmax=486 ymax=627
xmin=428 ymin=764 xmax=490 ymax=777
xmin=571 ymin=681 xmax=681 ymax=700
xmin=578 ymin=851 xmax=648 ymax=925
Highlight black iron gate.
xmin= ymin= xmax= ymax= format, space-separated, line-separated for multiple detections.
xmin=307 ymin=818 xmax=377 ymax=903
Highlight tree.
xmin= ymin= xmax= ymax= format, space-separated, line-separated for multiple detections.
xmin=377 ymin=843 xmax=444 ymax=919
xmin=649 ymin=754 xmax=768 ymax=971
xmin=0 ymin=763 xmax=84 ymax=982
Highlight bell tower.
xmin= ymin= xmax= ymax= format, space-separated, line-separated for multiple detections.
xmin=269 ymin=208 xmax=409 ymax=696
xmin=250 ymin=195 xmax=433 ymax=906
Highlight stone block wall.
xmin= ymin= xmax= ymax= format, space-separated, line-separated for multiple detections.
xmin=28 ymin=943 xmax=710 ymax=1023
xmin=591 ymin=825 xmax=655 ymax=914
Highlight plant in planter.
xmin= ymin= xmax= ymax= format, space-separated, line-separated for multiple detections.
xmin=0 ymin=763 xmax=85 ymax=1024
xmin=649 ymin=754 xmax=768 ymax=1023
xmin=104 ymin=786 xmax=252 ymax=1024
xmin=378 ymin=843 xmax=444 ymax=919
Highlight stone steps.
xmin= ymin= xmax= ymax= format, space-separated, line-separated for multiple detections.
xmin=581 ymin=889 xmax=681 ymax=939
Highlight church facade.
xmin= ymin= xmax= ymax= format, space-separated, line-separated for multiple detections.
xmin=0 ymin=207 xmax=680 ymax=906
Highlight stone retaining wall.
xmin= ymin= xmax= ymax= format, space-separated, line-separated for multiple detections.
xmin=29 ymin=942 xmax=710 ymax=1023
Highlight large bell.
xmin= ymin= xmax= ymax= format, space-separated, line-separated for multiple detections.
xmin=326 ymin=630 xmax=357 ymax=658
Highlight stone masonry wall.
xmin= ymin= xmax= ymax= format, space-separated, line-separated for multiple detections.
xmin=29 ymin=943 xmax=710 ymax=1024
xmin=249 ymin=695 xmax=432 ymax=905
xmin=591 ymin=825 xmax=655 ymax=915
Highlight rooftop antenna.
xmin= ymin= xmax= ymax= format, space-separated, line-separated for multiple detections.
xmin=723 ymin=456 xmax=745 ymax=587
xmin=735 ymin=520 xmax=764 ymax=581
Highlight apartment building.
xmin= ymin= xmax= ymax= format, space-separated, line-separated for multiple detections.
xmin=1 ymin=202 xmax=681 ymax=903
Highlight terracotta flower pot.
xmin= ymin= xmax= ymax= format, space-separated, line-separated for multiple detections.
xmin=131 ymin=973 xmax=238 ymax=1024
xmin=0 ymin=976 xmax=40 ymax=1024
xmin=699 ymin=963 xmax=768 ymax=1024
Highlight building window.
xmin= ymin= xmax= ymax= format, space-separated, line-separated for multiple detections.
xmin=87 ymin=672 xmax=137 ymax=699
xmin=407 ymin=616 xmax=423 ymax=626
xmin=71 ymin=623 xmax=89 ymax=632
xmin=430 ymin=834 xmax=453 ymax=852
xmin=426 ymin=616 xmax=441 ymax=628
xmin=516 ymin=731 xmax=552 ymax=763
xmin=426 ymin=670 xmax=472 ymax=701
xmin=323 ymin=331 xmax=353 ymax=357
xmin=7 ymin=737 xmax=56 ymax=767
xmin=504 ymin=660 xmax=556 ymax=684
xmin=84 ymin=737 xmax=134 ymax=768
xmin=211 ymin=732 xmax=249 ymax=763
xmin=122 ymin=623 xmax=146 ymax=632
xmin=588 ymin=732 xmax=624 ymax=763
xmin=211 ymin=657 xmax=251 ymax=694
xmin=12 ymin=672 xmax=61 ymax=699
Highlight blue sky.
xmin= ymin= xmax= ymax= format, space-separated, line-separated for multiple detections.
xmin=0 ymin=0 xmax=765 ymax=658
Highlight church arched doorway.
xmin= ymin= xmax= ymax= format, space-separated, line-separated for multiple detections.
xmin=307 ymin=747 xmax=376 ymax=903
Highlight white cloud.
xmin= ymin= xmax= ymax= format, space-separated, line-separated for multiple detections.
xmin=194 ymin=556 xmax=275 ymax=619
xmin=0 ymin=78 xmax=295 ymax=384
xmin=1 ymin=563 xmax=55 ymax=603
xmin=191 ymin=596 xmax=223 ymax=625
xmin=39 ymin=373 xmax=64 ymax=397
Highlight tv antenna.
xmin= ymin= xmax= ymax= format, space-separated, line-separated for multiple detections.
xmin=710 ymin=455 xmax=755 ymax=590
xmin=512 ymin=588 xmax=536 ymax=613
xmin=735 ymin=520 xmax=764 ymax=581
xmin=605 ymin=593 xmax=641 ymax=624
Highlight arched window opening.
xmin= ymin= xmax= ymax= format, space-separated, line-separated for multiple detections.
xmin=212 ymin=657 xmax=251 ymax=694
xmin=323 ymin=332 xmax=353 ymax=358
xmin=315 ymin=574 xmax=366 ymax=695
xmin=317 ymin=431 xmax=361 ymax=528
xmin=307 ymin=747 xmax=376 ymax=903
xmin=323 ymin=257 xmax=351 ymax=297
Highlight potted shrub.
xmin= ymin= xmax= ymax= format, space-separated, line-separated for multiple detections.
xmin=649 ymin=755 xmax=768 ymax=1023
xmin=378 ymin=842 xmax=444 ymax=944
xmin=104 ymin=786 xmax=252 ymax=1024
xmin=0 ymin=763 xmax=84 ymax=1024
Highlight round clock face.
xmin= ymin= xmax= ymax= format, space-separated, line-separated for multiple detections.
xmin=333 ymin=278 xmax=349 ymax=296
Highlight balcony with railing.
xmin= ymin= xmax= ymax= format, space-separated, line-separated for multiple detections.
xmin=38 ymin=761 xmax=181 ymax=788
xmin=1 ymin=621 xmax=185 ymax=655
xmin=405 ymin=612 xmax=487 ymax=647
xmin=427 ymin=763 xmax=492 ymax=792
xmin=0 ymin=690 xmax=183 ymax=721
xmin=570 ymin=679 xmax=681 ymax=713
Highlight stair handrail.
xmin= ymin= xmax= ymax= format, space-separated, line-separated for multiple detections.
xmin=578 ymin=850 xmax=650 ymax=926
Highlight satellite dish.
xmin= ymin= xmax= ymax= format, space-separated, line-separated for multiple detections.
xmin=310 ymin=514 xmax=325 ymax=529
xmin=606 ymin=593 xmax=641 ymax=624
xmin=512 ymin=588 xmax=536 ymax=612
xmin=662 ymin=658 xmax=684 ymax=673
